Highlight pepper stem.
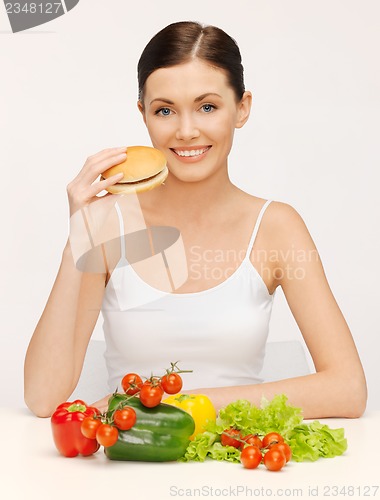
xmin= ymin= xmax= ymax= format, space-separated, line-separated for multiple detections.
xmin=67 ymin=403 xmax=87 ymax=413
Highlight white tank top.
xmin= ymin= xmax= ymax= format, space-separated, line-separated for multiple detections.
xmin=101 ymin=200 xmax=275 ymax=392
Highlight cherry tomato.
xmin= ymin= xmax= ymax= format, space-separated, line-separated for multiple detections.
xmin=263 ymin=448 xmax=286 ymax=471
xmin=240 ymin=433 xmax=263 ymax=450
xmin=160 ymin=373 xmax=183 ymax=394
xmin=262 ymin=432 xmax=284 ymax=448
xmin=80 ymin=416 xmax=102 ymax=440
xmin=96 ymin=423 xmax=119 ymax=447
xmin=147 ymin=377 xmax=163 ymax=387
xmin=139 ymin=382 xmax=164 ymax=408
xmin=220 ymin=428 xmax=242 ymax=449
xmin=121 ymin=373 xmax=143 ymax=395
xmin=240 ymin=445 xmax=262 ymax=469
xmin=113 ymin=407 xmax=137 ymax=430
xmin=271 ymin=442 xmax=292 ymax=463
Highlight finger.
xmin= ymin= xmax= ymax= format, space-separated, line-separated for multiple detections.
xmin=67 ymin=170 xmax=123 ymax=214
xmin=86 ymin=146 xmax=127 ymax=165
xmin=75 ymin=147 xmax=127 ymax=183
xmin=89 ymin=172 xmax=124 ymax=198
xmin=79 ymin=152 xmax=127 ymax=186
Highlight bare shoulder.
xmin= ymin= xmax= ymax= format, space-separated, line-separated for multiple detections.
xmin=263 ymin=200 xmax=312 ymax=245
xmin=237 ymin=191 xmax=302 ymax=223
xmin=233 ymin=192 xmax=311 ymax=247
xmin=252 ymin=199 xmax=318 ymax=269
xmin=265 ymin=200 xmax=305 ymax=226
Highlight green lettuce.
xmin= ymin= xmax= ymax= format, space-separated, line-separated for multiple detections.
xmin=181 ymin=394 xmax=347 ymax=463
xmin=287 ymin=420 xmax=347 ymax=462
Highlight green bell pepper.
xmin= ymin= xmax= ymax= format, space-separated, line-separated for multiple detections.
xmin=104 ymin=394 xmax=195 ymax=461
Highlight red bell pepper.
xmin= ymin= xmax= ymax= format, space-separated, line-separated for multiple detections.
xmin=51 ymin=399 xmax=100 ymax=457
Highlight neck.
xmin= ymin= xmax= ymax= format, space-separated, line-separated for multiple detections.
xmin=145 ymin=170 xmax=238 ymax=223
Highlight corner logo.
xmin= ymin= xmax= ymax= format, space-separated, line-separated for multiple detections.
xmin=4 ymin=1 xmax=80 ymax=33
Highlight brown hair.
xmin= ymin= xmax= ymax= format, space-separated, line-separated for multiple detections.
xmin=137 ymin=21 xmax=245 ymax=103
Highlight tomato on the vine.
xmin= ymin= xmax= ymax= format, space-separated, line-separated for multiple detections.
xmin=121 ymin=373 xmax=143 ymax=395
xmin=139 ymin=382 xmax=164 ymax=408
xmin=262 ymin=432 xmax=284 ymax=448
xmin=240 ymin=433 xmax=263 ymax=450
xmin=113 ymin=407 xmax=137 ymax=430
xmin=96 ymin=423 xmax=119 ymax=447
xmin=220 ymin=428 xmax=242 ymax=449
xmin=160 ymin=372 xmax=183 ymax=394
xmin=271 ymin=442 xmax=292 ymax=463
xmin=263 ymin=447 xmax=286 ymax=471
xmin=240 ymin=445 xmax=262 ymax=469
xmin=80 ymin=416 xmax=102 ymax=440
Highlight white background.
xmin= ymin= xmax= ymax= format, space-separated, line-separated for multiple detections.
xmin=0 ymin=0 xmax=379 ymax=409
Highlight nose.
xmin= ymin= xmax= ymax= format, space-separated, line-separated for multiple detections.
xmin=175 ymin=113 xmax=200 ymax=141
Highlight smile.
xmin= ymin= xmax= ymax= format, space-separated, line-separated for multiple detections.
xmin=171 ymin=146 xmax=211 ymax=157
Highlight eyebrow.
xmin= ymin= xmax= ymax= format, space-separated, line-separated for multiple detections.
xmin=149 ymin=92 xmax=222 ymax=106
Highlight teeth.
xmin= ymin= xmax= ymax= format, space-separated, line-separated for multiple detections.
xmin=174 ymin=147 xmax=209 ymax=157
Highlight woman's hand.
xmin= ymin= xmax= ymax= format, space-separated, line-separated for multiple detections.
xmin=67 ymin=147 xmax=127 ymax=216
xmin=91 ymin=394 xmax=113 ymax=414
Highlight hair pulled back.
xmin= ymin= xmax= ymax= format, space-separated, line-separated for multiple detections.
xmin=137 ymin=21 xmax=245 ymax=103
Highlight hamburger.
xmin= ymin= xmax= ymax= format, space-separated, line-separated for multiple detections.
xmin=102 ymin=146 xmax=168 ymax=194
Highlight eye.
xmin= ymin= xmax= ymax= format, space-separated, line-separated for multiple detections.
xmin=155 ymin=107 xmax=172 ymax=116
xmin=201 ymin=104 xmax=216 ymax=113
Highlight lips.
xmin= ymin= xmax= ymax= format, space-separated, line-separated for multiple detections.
xmin=171 ymin=146 xmax=211 ymax=158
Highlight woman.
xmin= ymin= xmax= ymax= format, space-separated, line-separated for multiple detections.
xmin=24 ymin=21 xmax=367 ymax=418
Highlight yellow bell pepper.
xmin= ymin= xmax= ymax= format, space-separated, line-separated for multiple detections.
xmin=162 ymin=393 xmax=216 ymax=440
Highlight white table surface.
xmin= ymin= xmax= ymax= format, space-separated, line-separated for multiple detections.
xmin=1 ymin=408 xmax=379 ymax=500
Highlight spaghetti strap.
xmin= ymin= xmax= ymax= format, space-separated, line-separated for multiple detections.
xmin=245 ymin=200 xmax=272 ymax=259
xmin=114 ymin=202 xmax=126 ymax=259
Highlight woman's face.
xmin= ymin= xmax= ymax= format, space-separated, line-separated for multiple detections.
xmin=138 ymin=58 xmax=251 ymax=184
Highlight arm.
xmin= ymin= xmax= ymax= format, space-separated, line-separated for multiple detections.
xmin=191 ymin=203 xmax=367 ymax=418
xmin=24 ymin=243 xmax=106 ymax=417
xmin=24 ymin=147 xmax=127 ymax=417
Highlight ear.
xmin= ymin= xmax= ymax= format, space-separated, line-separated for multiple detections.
xmin=137 ymin=100 xmax=146 ymax=125
xmin=235 ymin=91 xmax=252 ymax=129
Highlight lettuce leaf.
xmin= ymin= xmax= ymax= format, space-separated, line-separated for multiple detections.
xmin=180 ymin=431 xmax=218 ymax=462
xmin=181 ymin=394 xmax=347 ymax=463
xmin=286 ymin=421 xmax=348 ymax=462
xmin=206 ymin=394 xmax=303 ymax=436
